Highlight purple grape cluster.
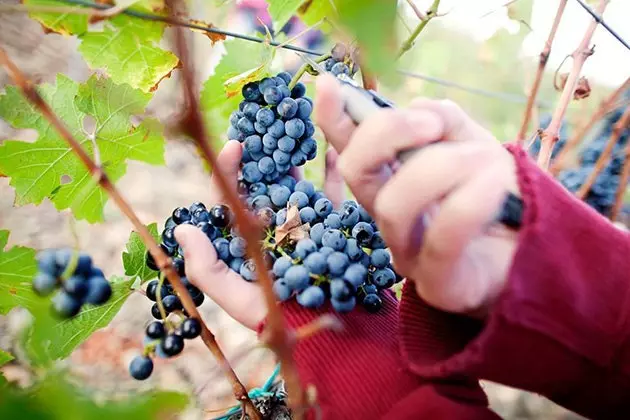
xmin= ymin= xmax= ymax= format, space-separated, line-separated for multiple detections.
xmin=33 ymin=249 xmax=111 ymax=319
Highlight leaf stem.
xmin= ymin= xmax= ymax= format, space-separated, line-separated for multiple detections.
xmin=288 ymin=53 xmax=331 ymax=90
xmin=397 ymin=0 xmax=441 ymax=60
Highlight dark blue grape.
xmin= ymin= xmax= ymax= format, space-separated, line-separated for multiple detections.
xmin=259 ymin=77 xmax=277 ymax=93
xmin=340 ymin=205 xmax=360 ymax=227
xmin=289 ymin=191 xmax=309 ymax=209
xmin=362 ymin=284 xmax=378 ymax=296
xmin=52 ymin=291 xmax=82 ymax=318
xmin=146 ymin=321 xmax=165 ymax=339
xmin=37 ymin=249 xmax=60 ymax=276
xmin=344 ymin=264 xmax=367 ymax=287
xmin=296 ymin=98 xmax=312 ymax=120
xmin=285 ymin=265 xmax=310 ymax=291
xmin=276 ymin=162 xmax=291 ymax=173
xmin=241 ymin=147 xmax=252 ymax=162
xmin=290 ymin=151 xmax=307 ymax=167
xmin=250 ymin=150 xmax=266 ymax=161
xmin=258 ymin=156 xmax=275 ymax=175
xmin=172 ymin=207 xmax=191 ymax=224
xmin=244 ymin=135 xmax=263 ymax=153
xmin=309 ymin=222 xmax=325 ymax=245
xmin=273 ymin=149 xmax=291 ymax=165
xmin=291 ymin=82 xmax=306 ymax=98
xmin=352 ymin=222 xmax=374 ymax=245
xmin=304 ymin=120 xmax=315 ymax=138
xmin=330 ymin=278 xmax=354 ymax=301
xmin=370 ymin=232 xmax=386 ymax=249
xmin=180 ymin=318 xmax=201 ymax=339
xmin=319 ymin=246 xmax=334 ymax=258
xmin=314 ymin=198 xmax=332 ymax=218
xmin=85 ymin=276 xmax=111 ymax=305
xmin=327 ymin=252 xmax=350 ymax=276
xmin=162 ymin=295 xmax=182 ymax=313
xmin=213 ymin=238 xmax=230 ymax=261
xmin=248 ymin=182 xmax=267 ymax=198
xmin=295 ymin=238 xmax=317 ymax=259
xmin=331 ymin=62 xmax=350 ymax=76
xmin=322 ymin=229 xmax=347 ymax=251
xmin=146 ymin=280 xmax=169 ymax=302
xmin=172 ymin=257 xmax=185 ymax=276
xmin=129 ymin=356 xmax=154 ymax=380
xmin=243 ymin=102 xmax=260 ymax=120
xmin=161 ymin=334 xmax=184 ymax=356
xmin=304 ymin=252 xmax=327 ymax=274
xmin=300 ymin=137 xmax=317 ymax=155
xmin=242 ymin=162 xmax=263 ymax=183
xmin=240 ymin=259 xmax=257 ymax=281
xmin=268 ymin=120 xmax=285 ymax=137
xmin=269 ymin=184 xmax=291 ymax=207
xmin=256 ymin=108 xmax=275 ymax=127
xmin=297 ymin=286 xmax=325 ymax=308
xmin=63 ymin=275 xmax=88 ymax=298
xmin=256 ymin=207 xmax=276 ymax=228
xmin=342 ymin=200 xmax=358 ymax=208
xmin=229 ymin=111 xmax=243 ymax=127
xmin=262 ymin=133 xmax=278 ymax=150
xmin=358 ymin=205 xmax=373 ymax=223
xmin=276 ymin=208 xmax=288 ymax=225
xmin=273 ymin=256 xmax=293 ymax=277
xmin=344 ymin=238 xmax=363 ymax=261
xmin=263 ymin=87 xmax=284 ymax=105
xmin=372 ymin=268 xmax=396 ymax=289
xmin=242 ymin=82 xmax=262 ymax=102
xmin=324 ymin=213 xmax=342 ymax=229
xmin=277 ymin=175 xmax=297 ymax=191
xmin=277 ymin=98 xmax=298 ymax=119
xmin=32 ymin=272 xmax=58 ymax=296
xmin=277 ymin=71 xmax=292 ymax=84
xmin=332 ymin=296 xmax=356 ymax=312
xmin=210 ymin=205 xmax=231 ymax=228
xmin=295 ymin=180 xmax=314 ymax=198
xmin=370 ymin=249 xmax=390 ymax=269
xmin=273 ymin=280 xmax=292 ymax=301
xmin=252 ymin=194 xmax=272 ymax=210
xmin=324 ymin=58 xmax=335 ymax=71
xmin=279 ymin=85 xmax=291 ymax=99
xmin=285 ymin=119 xmax=305 ymax=138
xmin=299 ymin=207 xmax=317 ymax=224
xmin=278 ymin=136 xmax=296 ymax=152
xmin=237 ymin=117 xmax=256 ymax=135
xmin=229 ymin=258 xmax=244 ymax=273
xmin=227 ymin=125 xmax=242 ymax=141
xmin=255 ymin=121 xmax=268 ymax=134
xmin=229 ymin=237 xmax=247 ymax=258
xmin=197 ymin=222 xmax=220 ymax=242
xmin=362 ymin=293 xmax=382 ymax=313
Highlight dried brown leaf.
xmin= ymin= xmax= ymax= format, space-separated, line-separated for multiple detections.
xmin=574 ymin=76 xmax=591 ymax=100
xmin=189 ymin=20 xmax=227 ymax=44
xmin=275 ymin=204 xmax=310 ymax=246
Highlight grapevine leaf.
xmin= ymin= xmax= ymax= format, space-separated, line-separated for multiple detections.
xmin=201 ymin=39 xmax=274 ymax=138
xmin=0 ymin=74 xmax=166 ymax=223
xmin=268 ymin=0 xmax=303 ymax=32
xmin=0 ymin=349 xmax=14 ymax=367
xmin=0 ymin=230 xmax=39 ymax=316
xmin=24 ymin=0 xmax=89 ymax=36
xmin=27 ymin=276 xmax=134 ymax=362
xmin=122 ymin=223 xmax=160 ymax=282
xmin=298 ymin=0 xmax=337 ymax=28
xmin=0 ymin=373 xmax=189 ymax=420
xmin=78 ymin=10 xmax=179 ymax=92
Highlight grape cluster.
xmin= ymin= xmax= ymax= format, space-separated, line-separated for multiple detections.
xmin=32 ymin=249 xmax=111 ymax=319
xmin=322 ymin=42 xmax=358 ymax=78
xmin=228 ymin=71 xmax=317 ymax=185
xmin=557 ymin=97 xmax=629 ymax=216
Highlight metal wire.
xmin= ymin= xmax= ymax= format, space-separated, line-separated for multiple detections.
xmin=572 ymin=0 xmax=630 ymax=52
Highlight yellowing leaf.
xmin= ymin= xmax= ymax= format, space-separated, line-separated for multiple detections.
xmin=0 ymin=74 xmax=166 ymax=222
xmin=24 ymin=0 xmax=89 ymax=35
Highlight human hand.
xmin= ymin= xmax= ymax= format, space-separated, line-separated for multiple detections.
xmin=313 ymin=74 xmax=521 ymax=317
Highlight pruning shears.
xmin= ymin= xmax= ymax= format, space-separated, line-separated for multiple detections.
xmin=296 ymin=53 xmax=524 ymax=230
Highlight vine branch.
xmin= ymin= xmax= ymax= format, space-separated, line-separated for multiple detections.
xmin=164 ymin=0 xmax=303 ymax=418
xmin=537 ymin=0 xmax=610 ymax=170
xmin=550 ymin=77 xmax=630 ymax=175
xmin=575 ymin=106 xmax=630 ymax=200
xmin=397 ymin=0 xmax=441 ymax=59
xmin=516 ymin=0 xmax=567 ymax=146
xmin=0 ymin=46 xmax=257 ymax=417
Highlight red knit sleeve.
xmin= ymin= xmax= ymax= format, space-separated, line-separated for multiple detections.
xmin=257 ymin=290 xmax=499 ymax=419
xmin=398 ymin=144 xmax=630 ymax=419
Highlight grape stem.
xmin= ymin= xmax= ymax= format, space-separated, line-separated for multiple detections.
xmin=0 ymin=46 xmax=258 ymax=420
xmin=516 ymin=0 xmax=567 ymax=146
xmin=396 ymin=0 xmax=441 ymax=59
xmin=288 ymin=53 xmax=331 ymax=90
xmin=537 ymin=0 xmax=610 ymax=170
xmin=156 ymin=272 xmax=169 ymax=324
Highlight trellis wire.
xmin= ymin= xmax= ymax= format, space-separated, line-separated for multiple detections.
xmin=572 ymin=0 xmax=630 ymax=52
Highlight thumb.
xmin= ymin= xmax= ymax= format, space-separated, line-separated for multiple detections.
xmin=208 ymin=140 xmax=243 ymax=205
xmin=175 ymin=224 xmax=266 ymax=330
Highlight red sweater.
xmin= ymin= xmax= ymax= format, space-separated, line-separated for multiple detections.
xmin=258 ymin=144 xmax=630 ymax=419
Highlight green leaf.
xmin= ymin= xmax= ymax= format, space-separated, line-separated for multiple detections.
xmin=201 ymin=39 xmax=274 ymax=139
xmin=0 ymin=373 xmax=189 ymax=420
xmin=24 ymin=0 xmax=89 ymax=36
xmin=0 ymin=230 xmax=39 ymax=316
xmin=122 ymin=223 xmax=160 ymax=282
xmin=268 ymin=0 xmax=303 ymax=32
xmin=78 ymin=10 xmax=179 ymax=92
xmin=0 ymin=74 xmax=166 ymax=223
xmin=297 ymin=0 xmax=337 ymax=28
xmin=27 ymin=276 xmax=135 ymax=363
xmin=0 ymin=349 xmax=14 ymax=367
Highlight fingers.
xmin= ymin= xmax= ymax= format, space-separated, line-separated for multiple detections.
xmin=208 ymin=140 xmax=243 ymax=206
xmin=413 ymin=161 xmax=513 ymax=314
xmin=313 ymin=74 xmax=357 ymax=154
xmin=373 ymin=141 xmax=502 ymax=260
xmin=323 ymin=147 xmax=345 ymax=208
xmin=174 ymin=225 xmax=266 ymax=330
xmin=337 ymin=108 xmax=445 ymax=213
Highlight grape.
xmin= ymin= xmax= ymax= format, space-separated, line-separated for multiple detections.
xmin=191 ymin=288 xmax=205 ymax=306
xmin=352 ymin=222 xmax=374 ymax=245
xmin=268 ymin=120 xmax=285 ymax=138
xmin=242 ymin=82 xmax=262 ymax=102
xmin=279 ymin=85 xmax=291 ymax=98
xmin=209 ymin=205 xmax=231 ymax=229
xmin=272 ymin=149 xmax=291 ymax=165
xmin=32 ymin=272 xmax=58 ymax=296
xmin=241 ymin=147 xmax=252 ymax=162
xmin=180 ymin=318 xmax=201 ymax=339
xmin=291 ymin=82 xmax=306 ymax=98
xmin=297 ymin=286 xmax=325 ymax=308
xmin=299 ymin=137 xmax=317 ymax=155
xmin=213 ymin=238 xmax=230 ymax=261
xmin=192 ymin=208 xmax=210 ymax=224
xmin=278 ymin=98 xmax=298 ymax=119
xmin=172 ymin=207 xmax=192 ymax=225
xmin=289 ymin=191 xmax=309 ymax=209
xmin=172 ymin=257 xmax=186 ymax=276
xmin=37 ymin=249 xmax=59 ymax=276
xmin=299 ymin=207 xmax=317 ymax=224
xmin=267 ymin=185 xmax=289 ymax=208
xmin=343 ymin=238 xmax=362 ymax=261
xmin=85 ymin=276 xmax=112 ymax=305
xmin=146 ymin=280 xmax=169 ymax=302
xmin=340 ymin=206 xmax=360 ymax=227
xmin=285 ymin=265 xmax=310 ymax=291
xmin=324 ymin=213 xmax=342 ymax=229
xmin=276 ymin=208 xmax=288 ymax=225
xmin=162 ymin=295 xmax=183 ymax=313
xmin=227 ymin=125 xmax=242 ymax=141
xmin=252 ymin=195 xmax=272 ymax=210
xmin=372 ymin=268 xmax=396 ymax=289
xmin=198 ymin=222 xmax=220 ymax=242
xmin=242 ymin=102 xmax=260 ymax=120
xmin=64 ymin=275 xmax=88 ymax=298
xmin=151 ymin=303 xmax=162 ymax=319
xmin=304 ymin=120 xmax=315 ymax=138
xmin=244 ymin=135 xmax=263 ymax=153
xmin=327 ymin=252 xmax=350 ymax=276
xmin=229 ymin=237 xmax=247 ymax=258
xmin=331 ymin=62 xmax=350 ymax=76
xmin=273 ymin=280 xmax=292 ymax=301
xmin=304 ymin=252 xmax=327 ymax=275
xmin=52 ymin=291 xmax=82 ymax=319
xmin=161 ymin=334 xmax=185 ymax=356
xmin=258 ymin=156 xmax=276 ymax=175
xmin=262 ymin=133 xmax=278 ymax=150
xmin=285 ymin=119 xmax=305 ymax=139
xmin=291 ymin=150 xmax=308 ymax=166
xmin=273 ymin=256 xmax=293 ymax=277
xmin=344 ymin=264 xmax=367 ymax=287
xmin=370 ymin=232 xmax=386 ymax=249
xmin=314 ymin=198 xmax=332 ymax=218
xmin=263 ymin=87 xmax=284 ymax=105
xmin=362 ymin=284 xmax=378 ymax=296
xmin=129 ymin=356 xmax=154 ymax=380
xmin=229 ymin=111 xmax=243 ymax=127
xmin=256 ymin=108 xmax=275 ymax=127
xmin=358 ymin=205 xmax=372 ymax=223
xmin=248 ymin=182 xmax=267 ymax=198
xmin=240 ymin=259 xmax=257 ymax=282
xmin=146 ymin=321 xmax=166 ymax=339
xmin=362 ymin=294 xmax=382 ymax=313
xmin=277 ymin=71 xmax=292 ymax=84
xmin=237 ymin=117 xmax=256 ymax=136
xmin=254 ymin=122 xmax=267 ymax=134
xmin=309 ymin=223 xmax=326 ymax=245
xmin=259 ymin=77 xmax=276 ymax=93
xmin=295 ymin=238 xmax=317 ymax=259
xmin=330 ymin=278 xmax=354 ymax=301
xmin=332 ymin=296 xmax=356 ymax=312
xmin=256 ymin=207 xmax=276 ymax=228
xmin=295 ymin=180 xmax=315 ymax=198
xmin=322 ymin=229 xmax=347 ymax=251
xmin=295 ymin=98 xmax=312 ymax=120
xmin=278 ymin=175 xmax=297 ymax=191
xmin=319 ymin=246 xmax=335 ymax=258
xmin=229 ymin=257 xmax=244 ymax=273
xmin=370 ymin=249 xmax=390 ymax=269
xmin=278 ymin=136 xmax=296 ymax=153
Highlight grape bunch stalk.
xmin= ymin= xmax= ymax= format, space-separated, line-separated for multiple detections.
xmin=33 ymin=248 xmax=112 ymax=319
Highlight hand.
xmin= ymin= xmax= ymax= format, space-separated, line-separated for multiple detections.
xmin=313 ymin=74 xmax=521 ymax=316
xmin=174 ymin=140 xmax=347 ymax=330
